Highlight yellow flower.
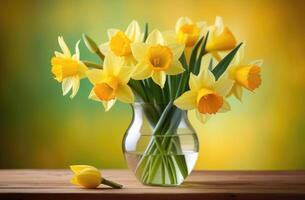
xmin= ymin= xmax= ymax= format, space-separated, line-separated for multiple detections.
xmin=174 ymin=62 xmax=233 ymax=123
xmin=51 ymin=36 xmax=88 ymax=98
xmin=99 ymin=20 xmax=142 ymax=65
xmin=175 ymin=17 xmax=207 ymax=48
xmin=162 ymin=17 xmax=206 ymax=61
xmin=70 ymin=165 xmax=101 ymax=189
xmin=131 ymin=29 xmax=185 ymax=88
xmin=206 ymin=16 xmax=237 ymax=53
xmin=227 ymin=45 xmax=263 ymax=101
xmin=87 ymin=53 xmax=134 ymax=111
xmin=70 ymin=165 xmax=123 ymax=189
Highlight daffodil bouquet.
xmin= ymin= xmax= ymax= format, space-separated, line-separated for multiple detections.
xmin=51 ymin=17 xmax=262 ymax=186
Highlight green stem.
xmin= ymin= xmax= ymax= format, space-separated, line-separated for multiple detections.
xmin=101 ymin=178 xmax=123 ymax=189
xmin=83 ymin=61 xmax=103 ymax=69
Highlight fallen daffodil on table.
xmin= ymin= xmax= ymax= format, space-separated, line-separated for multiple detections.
xmin=51 ymin=17 xmax=263 ymax=186
xmin=70 ymin=165 xmax=123 ymax=189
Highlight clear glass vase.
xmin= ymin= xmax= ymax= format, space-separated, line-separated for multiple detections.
xmin=123 ymin=103 xmax=199 ymax=186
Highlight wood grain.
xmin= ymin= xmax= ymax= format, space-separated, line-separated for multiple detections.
xmin=0 ymin=170 xmax=304 ymax=200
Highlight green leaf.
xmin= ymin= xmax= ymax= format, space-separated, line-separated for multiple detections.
xmin=82 ymin=34 xmax=99 ymax=53
xmin=143 ymin=23 xmax=148 ymax=42
xmin=179 ymin=52 xmax=188 ymax=70
xmin=212 ymin=43 xmax=243 ymax=80
xmin=82 ymin=34 xmax=104 ymax=61
xmin=83 ymin=61 xmax=103 ymax=69
xmin=189 ymin=37 xmax=204 ymax=72
xmin=194 ymin=32 xmax=209 ymax=75
xmin=208 ymin=58 xmax=214 ymax=71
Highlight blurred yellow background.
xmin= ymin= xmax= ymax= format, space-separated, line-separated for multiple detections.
xmin=1 ymin=0 xmax=305 ymax=170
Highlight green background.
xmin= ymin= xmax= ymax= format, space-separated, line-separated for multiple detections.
xmin=1 ymin=0 xmax=305 ymax=169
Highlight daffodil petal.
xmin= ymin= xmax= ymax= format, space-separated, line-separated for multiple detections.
xmin=195 ymin=110 xmax=211 ymax=123
xmin=116 ymin=84 xmax=134 ymax=103
xmin=165 ymin=60 xmax=184 ymax=75
xmin=233 ymin=84 xmax=243 ymax=101
xmin=58 ymin=36 xmax=71 ymax=57
xmin=125 ymin=20 xmax=141 ymax=42
xmin=146 ymin=29 xmax=164 ymax=45
xmin=62 ymin=77 xmax=73 ymax=96
xmin=107 ymin=28 xmax=119 ymax=39
xmin=117 ymin=66 xmax=133 ymax=84
xmin=102 ymin=99 xmax=116 ymax=112
xmin=162 ymin=30 xmax=177 ymax=45
xmin=213 ymin=75 xmax=234 ymax=96
xmin=130 ymin=42 xmax=149 ymax=61
xmin=103 ymin=53 xmax=124 ymax=76
xmin=196 ymin=21 xmax=208 ymax=36
xmin=174 ymin=90 xmax=197 ymax=110
xmin=151 ymin=71 xmax=166 ymax=88
xmin=200 ymin=54 xmax=213 ymax=71
xmin=86 ymin=69 xmax=105 ymax=84
xmin=88 ymin=89 xmax=100 ymax=102
xmin=76 ymin=168 xmax=101 ymax=189
xmin=189 ymin=73 xmax=201 ymax=91
xmin=175 ymin=16 xmax=192 ymax=33
xmin=70 ymin=165 xmax=95 ymax=174
xmin=70 ymin=76 xmax=80 ymax=98
xmin=99 ymin=42 xmax=109 ymax=55
xmin=198 ymin=68 xmax=215 ymax=87
xmin=132 ymin=61 xmax=152 ymax=80
xmin=70 ymin=176 xmax=80 ymax=186
xmin=55 ymin=51 xmax=65 ymax=58
xmin=249 ymin=59 xmax=264 ymax=67
xmin=74 ymin=40 xmax=80 ymax=60
xmin=219 ymin=99 xmax=231 ymax=113
xmin=215 ymin=16 xmax=224 ymax=35
xmin=168 ymin=43 xmax=184 ymax=59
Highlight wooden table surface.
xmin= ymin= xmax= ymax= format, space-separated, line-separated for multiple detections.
xmin=0 ymin=170 xmax=305 ymax=200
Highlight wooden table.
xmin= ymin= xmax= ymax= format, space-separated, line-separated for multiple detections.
xmin=0 ymin=170 xmax=304 ymax=200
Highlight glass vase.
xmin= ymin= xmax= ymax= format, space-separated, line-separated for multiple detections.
xmin=122 ymin=103 xmax=199 ymax=186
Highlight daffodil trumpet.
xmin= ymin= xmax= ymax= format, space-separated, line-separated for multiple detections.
xmin=52 ymin=17 xmax=263 ymax=186
xmin=70 ymin=165 xmax=123 ymax=189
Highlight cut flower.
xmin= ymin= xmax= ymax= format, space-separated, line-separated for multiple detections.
xmin=131 ymin=29 xmax=185 ymax=88
xmin=51 ymin=36 xmax=88 ymax=98
xmin=70 ymin=165 xmax=122 ymax=189
xmin=99 ymin=20 xmax=142 ymax=65
xmin=227 ymin=45 xmax=263 ymax=100
xmin=206 ymin=16 xmax=237 ymax=53
xmin=174 ymin=61 xmax=233 ymax=123
xmin=87 ymin=53 xmax=134 ymax=111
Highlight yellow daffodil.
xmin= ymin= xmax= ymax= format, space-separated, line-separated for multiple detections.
xmin=174 ymin=17 xmax=207 ymax=48
xmin=174 ymin=61 xmax=233 ymax=123
xmin=99 ymin=20 xmax=142 ymax=65
xmin=51 ymin=36 xmax=88 ymax=98
xmin=87 ymin=53 xmax=134 ymax=111
xmin=131 ymin=29 xmax=185 ymax=88
xmin=227 ymin=45 xmax=263 ymax=101
xmin=164 ymin=17 xmax=207 ymax=48
xmin=70 ymin=165 xmax=122 ymax=189
xmin=206 ymin=16 xmax=237 ymax=54
xmin=163 ymin=17 xmax=206 ymax=61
